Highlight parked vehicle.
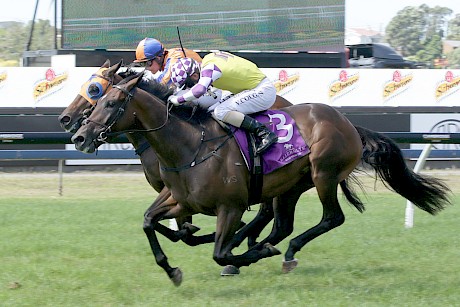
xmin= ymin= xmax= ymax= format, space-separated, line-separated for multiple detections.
xmin=347 ymin=43 xmax=420 ymax=68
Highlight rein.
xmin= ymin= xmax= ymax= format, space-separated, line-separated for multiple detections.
xmin=90 ymin=82 xmax=234 ymax=172
xmin=90 ymin=84 xmax=172 ymax=142
xmin=104 ymin=85 xmax=174 ymax=139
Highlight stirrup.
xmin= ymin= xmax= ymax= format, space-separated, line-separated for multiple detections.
xmin=256 ymin=132 xmax=278 ymax=154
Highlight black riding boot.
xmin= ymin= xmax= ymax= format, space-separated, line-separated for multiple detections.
xmin=241 ymin=115 xmax=278 ymax=154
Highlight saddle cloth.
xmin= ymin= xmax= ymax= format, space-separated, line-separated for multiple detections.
xmin=232 ymin=110 xmax=310 ymax=174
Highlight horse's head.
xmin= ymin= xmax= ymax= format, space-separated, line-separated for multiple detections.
xmin=58 ymin=59 xmax=123 ymax=133
xmin=71 ymin=72 xmax=145 ymax=153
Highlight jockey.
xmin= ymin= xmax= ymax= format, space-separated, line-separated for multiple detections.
xmin=133 ymin=37 xmax=202 ymax=87
xmin=170 ymin=58 xmax=232 ymax=111
xmin=168 ymin=51 xmax=278 ymax=155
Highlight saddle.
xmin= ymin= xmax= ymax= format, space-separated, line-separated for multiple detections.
xmin=166 ymin=105 xmax=310 ymax=205
xmin=218 ymin=110 xmax=311 ymax=205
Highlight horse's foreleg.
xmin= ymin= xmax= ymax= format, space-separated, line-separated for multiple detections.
xmin=143 ymin=188 xmax=188 ymax=242
xmin=143 ymin=188 xmax=188 ymax=286
xmin=143 ymin=223 xmax=183 ymax=286
xmin=231 ymin=200 xmax=275 ymax=249
xmin=181 ymin=218 xmax=248 ymax=246
xmin=212 ymin=205 xmax=281 ymax=271
xmin=212 ymin=207 xmax=245 ymax=266
xmin=246 ymin=189 xmax=301 ymax=252
xmin=145 ymin=188 xmax=211 ymax=245
xmin=219 ymin=191 xmax=298 ymax=272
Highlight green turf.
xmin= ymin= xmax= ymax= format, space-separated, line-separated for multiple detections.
xmin=0 ymin=171 xmax=458 ymax=306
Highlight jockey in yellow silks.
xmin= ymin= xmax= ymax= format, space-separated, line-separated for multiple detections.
xmin=168 ymin=51 xmax=278 ymax=155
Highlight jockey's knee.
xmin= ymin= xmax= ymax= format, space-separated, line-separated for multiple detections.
xmin=213 ymin=106 xmax=227 ymax=121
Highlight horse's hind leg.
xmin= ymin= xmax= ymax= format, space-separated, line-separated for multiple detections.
xmin=283 ymin=177 xmax=344 ymax=272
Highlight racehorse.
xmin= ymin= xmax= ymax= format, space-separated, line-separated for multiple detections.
xmin=71 ymin=72 xmax=451 ymax=286
xmin=58 ymin=59 xmax=289 ymax=247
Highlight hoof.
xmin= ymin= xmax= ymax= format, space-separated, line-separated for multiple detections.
xmin=182 ymin=222 xmax=200 ymax=234
xmin=282 ymin=258 xmax=298 ymax=273
xmin=264 ymin=243 xmax=282 ymax=256
xmin=221 ymin=265 xmax=240 ymax=276
xmin=169 ymin=267 xmax=183 ymax=287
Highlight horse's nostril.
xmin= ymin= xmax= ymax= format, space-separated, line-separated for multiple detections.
xmin=59 ymin=115 xmax=71 ymax=125
xmin=71 ymin=134 xmax=84 ymax=144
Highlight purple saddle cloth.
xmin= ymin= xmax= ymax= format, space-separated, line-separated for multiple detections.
xmin=232 ymin=110 xmax=310 ymax=174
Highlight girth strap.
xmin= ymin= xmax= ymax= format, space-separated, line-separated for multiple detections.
xmin=247 ymin=132 xmax=263 ymax=207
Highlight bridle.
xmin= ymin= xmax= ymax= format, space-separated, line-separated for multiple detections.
xmin=86 ymin=84 xmax=174 ymax=143
xmin=78 ymin=70 xmax=115 ymax=127
xmin=85 ymin=81 xmax=234 ymax=172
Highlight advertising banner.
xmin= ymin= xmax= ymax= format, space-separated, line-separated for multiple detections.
xmin=2 ymin=67 xmax=460 ymax=108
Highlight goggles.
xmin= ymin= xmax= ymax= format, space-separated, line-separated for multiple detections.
xmin=136 ymin=59 xmax=153 ymax=68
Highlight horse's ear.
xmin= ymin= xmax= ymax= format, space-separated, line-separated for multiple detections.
xmin=114 ymin=60 xmax=123 ymax=71
xmin=106 ymin=60 xmax=123 ymax=78
xmin=125 ymin=72 xmax=144 ymax=91
xmin=135 ymin=72 xmax=144 ymax=86
xmin=102 ymin=59 xmax=111 ymax=68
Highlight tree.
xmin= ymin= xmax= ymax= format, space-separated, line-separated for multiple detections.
xmin=385 ymin=5 xmax=451 ymax=58
xmin=447 ymin=14 xmax=460 ymax=40
xmin=28 ymin=19 xmax=55 ymax=51
xmin=415 ymin=34 xmax=443 ymax=64
xmin=0 ymin=19 xmax=55 ymax=65
xmin=0 ymin=22 xmax=28 ymax=62
xmin=385 ymin=6 xmax=427 ymax=57
xmin=446 ymin=47 xmax=460 ymax=68
xmin=425 ymin=6 xmax=452 ymax=39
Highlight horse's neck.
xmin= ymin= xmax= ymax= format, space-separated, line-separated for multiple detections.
xmin=125 ymin=132 xmax=148 ymax=149
xmin=132 ymin=94 xmax=210 ymax=167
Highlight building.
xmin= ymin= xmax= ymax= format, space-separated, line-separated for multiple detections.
xmin=345 ymin=27 xmax=383 ymax=45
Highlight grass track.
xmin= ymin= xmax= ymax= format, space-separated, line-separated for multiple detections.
xmin=0 ymin=171 xmax=459 ymax=306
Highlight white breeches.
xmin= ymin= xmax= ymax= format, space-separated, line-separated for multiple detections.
xmin=212 ymin=78 xmax=276 ymax=121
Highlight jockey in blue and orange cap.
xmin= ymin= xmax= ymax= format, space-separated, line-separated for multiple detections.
xmin=133 ymin=37 xmax=202 ymax=87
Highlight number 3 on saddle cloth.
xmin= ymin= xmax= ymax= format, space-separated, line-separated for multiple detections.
xmin=232 ymin=110 xmax=311 ymax=175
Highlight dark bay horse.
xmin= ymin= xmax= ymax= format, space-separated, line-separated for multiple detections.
xmin=71 ymin=72 xmax=451 ymax=286
xmin=58 ymin=59 xmax=289 ymax=247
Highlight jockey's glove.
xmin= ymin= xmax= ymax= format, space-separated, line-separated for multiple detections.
xmin=167 ymin=95 xmax=181 ymax=106
xmin=207 ymin=86 xmax=218 ymax=98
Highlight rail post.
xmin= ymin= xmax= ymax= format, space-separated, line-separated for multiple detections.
xmin=404 ymin=143 xmax=433 ymax=228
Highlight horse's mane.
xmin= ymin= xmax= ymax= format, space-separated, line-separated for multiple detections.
xmin=118 ymin=70 xmax=212 ymax=124
xmin=117 ymin=71 xmax=173 ymax=102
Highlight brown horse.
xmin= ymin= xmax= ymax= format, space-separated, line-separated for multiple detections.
xmin=71 ymin=72 xmax=451 ymax=286
xmin=58 ymin=59 xmax=288 ymax=247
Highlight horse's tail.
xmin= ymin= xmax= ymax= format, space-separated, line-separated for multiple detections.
xmin=355 ymin=125 xmax=452 ymax=215
xmin=340 ymin=177 xmax=365 ymax=213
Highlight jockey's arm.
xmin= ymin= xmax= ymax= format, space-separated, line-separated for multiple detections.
xmin=175 ymin=87 xmax=229 ymax=110
xmin=176 ymin=64 xmax=222 ymax=103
